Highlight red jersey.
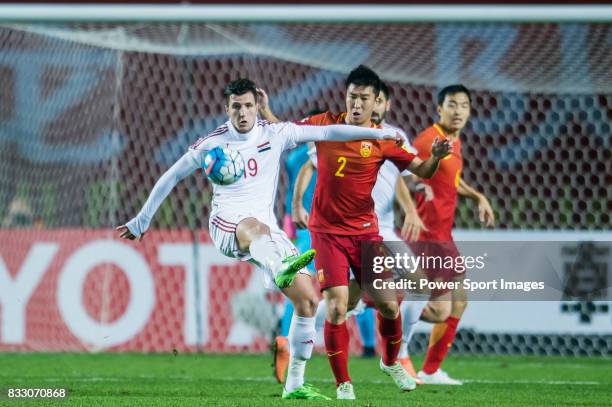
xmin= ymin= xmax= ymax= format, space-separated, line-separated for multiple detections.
xmin=413 ymin=124 xmax=463 ymax=241
xmin=300 ymin=112 xmax=417 ymax=235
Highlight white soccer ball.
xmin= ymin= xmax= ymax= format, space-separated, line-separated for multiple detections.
xmin=203 ymin=146 xmax=245 ymax=185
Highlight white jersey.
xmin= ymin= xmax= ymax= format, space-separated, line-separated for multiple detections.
xmin=125 ymin=119 xmax=394 ymax=237
xmin=193 ymin=120 xmax=298 ymax=223
xmin=373 ymin=124 xmax=416 ymax=232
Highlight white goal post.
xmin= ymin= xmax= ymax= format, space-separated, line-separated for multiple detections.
xmin=0 ymin=4 xmax=611 ymax=23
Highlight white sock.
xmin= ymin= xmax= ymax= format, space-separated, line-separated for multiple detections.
xmin=285 ymin=315 xmax=316 ymax=392
xmin=398 ymin=298 xmax=428 ymax=358
xmin=249 ymin=235 xmax=283 ymax=274
xmin=314 ymin=299 xmax=327 ymax=333
xmin=399 ymin=341 xmax=409 ymax=359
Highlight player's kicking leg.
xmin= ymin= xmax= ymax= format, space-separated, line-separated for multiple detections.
xmin=233 ymin=218 xmax=328 ymax=400
xmin=236 ymin=218 xmax=315 ymax=289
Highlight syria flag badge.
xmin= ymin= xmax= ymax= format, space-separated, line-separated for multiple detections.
xmin=257 ymin=141 xmax=271 ymax=153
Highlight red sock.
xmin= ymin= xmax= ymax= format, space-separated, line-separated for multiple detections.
xmin=377 ymin=312 xmax=402 ymax=366
xmin=422 ymin=316 xmax=460 ymax=374
xmin=324 ymin=320 xmax=351 ymax=385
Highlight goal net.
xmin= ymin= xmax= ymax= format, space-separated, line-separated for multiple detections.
xmin=0 ymin=15 xmax=610 ymax=355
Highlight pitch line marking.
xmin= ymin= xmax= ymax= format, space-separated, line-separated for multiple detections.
xmin=2 ymin=375 xmax=605 ymax=386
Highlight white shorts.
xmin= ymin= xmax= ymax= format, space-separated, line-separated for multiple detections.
xmin=209 ymin=211 xmax=304 ymax=290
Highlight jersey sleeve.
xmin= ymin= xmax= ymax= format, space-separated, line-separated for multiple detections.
xmin=269 ymin=113 xmax=325 ymax=151
xmin=274 ymin=121 xmax=393 ymax=151
xmin=125 ymin=150 xmax=200 ymax=237
xmin=189 ymin=123 xmax=230 ymax=153
xmin=269 ymin=122 xmax=305 ymax=151
xmin=383 ymin=142 xmax=418 ymax=173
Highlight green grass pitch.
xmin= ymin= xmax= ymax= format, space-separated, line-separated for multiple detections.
xmin=1 ymin=353 xmax=610 ymax=406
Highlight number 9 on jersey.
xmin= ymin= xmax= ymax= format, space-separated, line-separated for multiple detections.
xmin=203 ymin=146 xmax=245 ymax=185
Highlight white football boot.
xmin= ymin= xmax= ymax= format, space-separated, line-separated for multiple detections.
xmin=336 ymin=381 xmax=356 ymax=400
xmin=417 ymin=369 xmax=463 ymax=385
xmin=379 ymin=359 xmax=417 ymax=391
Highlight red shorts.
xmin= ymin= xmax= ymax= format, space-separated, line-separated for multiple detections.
xmin=311 ymin=231 xmax=383 ymax=291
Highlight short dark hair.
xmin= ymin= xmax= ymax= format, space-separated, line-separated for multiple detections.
xmin=437 ymin=84 xmax=471 ymax=106
xmin=224 ymin=78 xmax=257 ymax=105
xmin=346 ymin=65 xmax=381 ymax=96
xmin=378 ymin=81 xmax=390 ymax=101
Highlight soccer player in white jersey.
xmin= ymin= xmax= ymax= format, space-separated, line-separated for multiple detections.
xmin=116 ymin=78 xmax=400 ymax=400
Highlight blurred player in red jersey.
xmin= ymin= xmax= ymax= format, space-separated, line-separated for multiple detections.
xmin=261 ymin=65 xmax=451 ymax=399
xmin=400 ymin=84 xmax=495 ymax=385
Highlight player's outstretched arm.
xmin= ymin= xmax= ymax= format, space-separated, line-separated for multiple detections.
xmin=256 ymin=88 xmax=280 ymax=123
xmin=458 ymin=178 xmax=495 ymax=227
xmin=408 ymin=136 xmax=452 ymax=179
xmin=117 ymin=151 xmax=200 ymax=241
xmin=294 ymin=124 xmax=399 ymax=144
xmin=292 ymin=160 xmax=315 ymax=229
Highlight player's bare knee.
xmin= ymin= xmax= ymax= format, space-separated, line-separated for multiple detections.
xmin=284 ymin=275 xmax=318 ymax=316
xmin=323 ymin=286 xmax=349 ymax=324
xmin=421 ymin=302 xmax=450 ymax=322
xmin=307 ymin=295 xmax=319 ymax=315
xmin=327 ymin=302 xmax=347 ymax=324
xmin=293 ymin=301 xmax=316 ymax=317
xmin=293 ymin=295 xmax=318 ymax=317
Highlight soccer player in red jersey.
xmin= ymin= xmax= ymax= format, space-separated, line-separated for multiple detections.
xmin=400 ymin=84 xmax=495 ymax=385
xmin=261 ymin=65 xmax=451 ymax=399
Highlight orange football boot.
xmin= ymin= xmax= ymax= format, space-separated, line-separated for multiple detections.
xmin=272 ymin=336 xmax=289 ymax=383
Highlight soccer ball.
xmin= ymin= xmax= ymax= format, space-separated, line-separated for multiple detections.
xmin=203 ymin=145 xmax=245 ymax=185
